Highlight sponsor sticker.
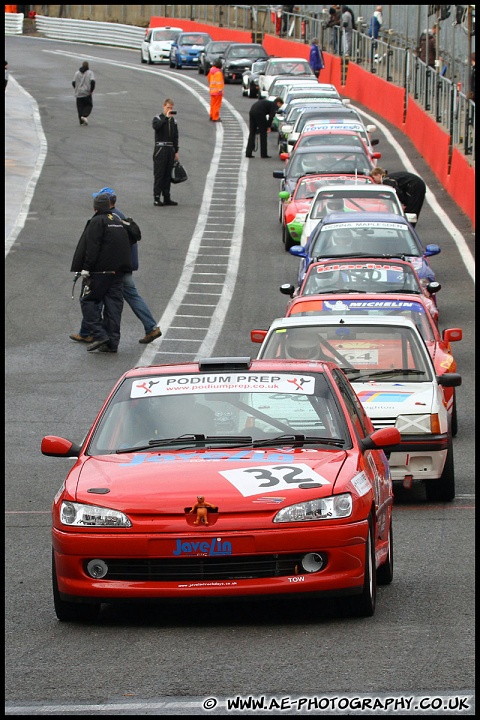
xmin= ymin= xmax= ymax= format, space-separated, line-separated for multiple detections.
xmin=351 ymin=471 xmax=371 ymax=497
xmin=219 ymin=463 xmax=331 ymax=497
xmin=130 ymin=374 xmax=316 ymax=397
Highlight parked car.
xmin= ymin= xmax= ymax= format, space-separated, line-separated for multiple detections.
xmin=289 ymin=181 xmax=413 ymax=249
xmin=252 ymin=315 xmax=461 ymax=501
xmin=280 ymin=257 xmax=440 ymax=323
xmin=42 ymin=356 xmax=401 ymax=621
xmin=198 ymin=40 xmax=236 ymax=75
xmin=279 ymin=290 xmax=461 ymax=435
xmin=169 ymin=32 xmax=213 ymax=69
xmin=241 ymin=58 xmax=270 ymax=98
xmin=141 ymin=26 xmax=183 ymax=65
xmin=223 ymin=43 xmax=269 ymax=83
xmin=273 ymin=145 xmax=376 ymax=198
xmin=289 ymin=212 xmax=441 ymax=288
xmin=278 ymin=173 xmax=373 ymax=249
xmin=258 ymin=57 xmax=315 ymax=97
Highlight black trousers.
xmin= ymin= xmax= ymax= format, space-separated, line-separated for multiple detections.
xmin=76 ymin=95 xmax=93 ymax=120
xmin=153 ymin=145 xmax=175 ymax=199
xmin=246 ymin=113 xmax=268 ymax=157
xmin=80 ymin=274 xmax=124 ymax=350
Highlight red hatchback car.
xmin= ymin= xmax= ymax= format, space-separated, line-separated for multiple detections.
xmin=41 ymin=357 xmax=400 ymax=622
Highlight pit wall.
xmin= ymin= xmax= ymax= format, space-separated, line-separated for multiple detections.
xmin=150 ymin=17 xmax=475 ymax=227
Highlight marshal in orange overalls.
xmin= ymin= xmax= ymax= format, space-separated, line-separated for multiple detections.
xmin=207 ymin=62 xmax=225 ymax=122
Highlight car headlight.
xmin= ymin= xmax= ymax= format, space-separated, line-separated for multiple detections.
xmin=395 ymin=413 xmax=440 ymax=434
xmin=60 ymin=501 xmax=132 ymax=527
xmin=273 ymin=494 xmax=352 ymax=523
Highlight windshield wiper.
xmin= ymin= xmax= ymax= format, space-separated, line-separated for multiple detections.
xmin=115 ymin=435 xmax=254 ymax=454
xmin=250 ymin=434 xmax=345 ymax=448
xmin=343 ymin=368 xmax=427 ymax=381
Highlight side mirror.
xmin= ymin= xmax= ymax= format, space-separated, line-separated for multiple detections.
xmin=424 ymin=244 xmax=441 ymax=257
xmin=279 ymin=191 xmax=290 ymax=200
xmin=370 ymin=138 xmax=380 ymax=146
xmin=436 ymin=373 xmax=462 ymax=387
xmin=280 ymin=283 xmax=295 ymax=297
xmin=366 ymin=124 xmax=377 ymax=133
xmin=289 ymin=245 xmax=307 ymax=258
xmin=41 ymin=436 xmax=81 ymax=458
xmin=342 ymin=98 xmax=351 ymax=104
xmin=250 ymin=329 xmax=267 ymax=344
xmin=361 ymin=427 xmax=401 ymax=450
xmin=442 ymin=328 xmax=462 ymax=343
xmin=273 ymin=170 xmax=285 ymax=179
xmin=372 ymin=152 xmax=382 ymax=159
xmin=426 ymin=281 xmax=441 ymax=294
xmin=405 ymin=212 xmax=417 ymax=224
xmin=279 ymin=152 xmax=290 ymax=161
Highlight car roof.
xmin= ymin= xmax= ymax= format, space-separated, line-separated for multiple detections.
xmin=228 ymin=43 xmax=265 ymax=50
xmin=306 ymin=256 xmax=418 ymax=269
xmin=321 ymin=212 xmax=409 ymax=225
xmin=124 ymin=357 xmax=332 ymax=379
xmin=290 ymin=145 xmax=371 ymax=156
xmin=267 ymin=314 xmax=420 ymax=331
xmin=268 ymin=57 xmax=311 ymax=63
xmin=312 ymin=184 xmax=399 ymax=195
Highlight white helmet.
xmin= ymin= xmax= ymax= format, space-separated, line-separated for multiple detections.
xmin=284 ymin=330 xmax=320 ymax=360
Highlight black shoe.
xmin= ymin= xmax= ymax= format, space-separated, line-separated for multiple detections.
xmin=154 ymin=197 xmax=163 ymax=206
xmin=86 ymin=338 xmax=110 ymax=352
xmin=163 ymin=199 xmax=178 ymax=206
xmin=97 ymin=345 xmax=117 ymax=353
xmin=246 ymin=154 xmax=255 ymax=158
xmin=261 ymin=155 xmax=272 ymax=158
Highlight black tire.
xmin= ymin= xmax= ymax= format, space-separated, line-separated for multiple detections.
xmin=147 ymin=51 xmax=154 ymax=66
xmin=376 ymin=519 xmax=393 ymax=585
xmin=225 ymin=75 xmax=230 ymax=84
xmin=279 ymin=200 xmax=283 ymax=223
xmin=451 ymin=391 xmax=458 ymax=437
xmin=52 ymin=551 xmax=100 ymax=622
xmin=248 ymin=83 xmax=258 ymax=98
xmin=282 ymin=223 xmax=295 ymax=251
xmin=198 ymin=63 xmax=203 ymax=74
xmin=342 ymin=516 xmax=376 ymax=617
xmin=425 ymin=437 xmax=455 ymax=502
xmin=141 ymin=52 xmax=147 ymax=65
xmin=169 ymin=57 xmax=175 ymax=69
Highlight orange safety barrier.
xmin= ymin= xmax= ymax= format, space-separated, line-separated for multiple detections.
xmin=343 ymin=62 xmax=405 ymax=129
xmin=445 ymin=148 xmax=476 ymax=226
xmin=404 ymin=98 xmax=450 ymax=184
xmin=149 ymin=17 xmax=251 ymax=43
xmin=5 ymin=5 xmax=18 ymax=12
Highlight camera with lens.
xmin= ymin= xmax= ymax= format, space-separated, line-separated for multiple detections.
xmin=169 ymin=110 xmax=177 ymax=115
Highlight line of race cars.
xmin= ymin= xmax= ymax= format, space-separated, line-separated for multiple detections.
xmin=41 ymin=48 xmax=462 ymax=622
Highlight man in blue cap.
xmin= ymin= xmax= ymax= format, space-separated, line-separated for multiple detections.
xmin=70 ymin=187 xmax=162 ymax=348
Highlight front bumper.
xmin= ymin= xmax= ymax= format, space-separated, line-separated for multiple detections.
xmin=53 ymin=520 xmax=370 ymax=602
xmin=386 ymin=432 xmax=449 ymax=481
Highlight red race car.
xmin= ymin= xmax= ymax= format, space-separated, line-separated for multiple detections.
xmin=41 ymin=357 xmax=400 ymax=621
xmin=279 ymin=174 xmax=372 ymax=250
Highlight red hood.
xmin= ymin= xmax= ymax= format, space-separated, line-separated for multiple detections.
xmin=73 ymin=447 xmax=348 ymax=514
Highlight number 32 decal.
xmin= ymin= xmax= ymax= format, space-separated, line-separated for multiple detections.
xmin=219 ymin=464 xmax=331 ymax=498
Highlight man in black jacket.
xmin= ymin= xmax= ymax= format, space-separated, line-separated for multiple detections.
xmin=71 ymin=193 xmax=133 ymax=352
xmin=152 ymin=98 xmax=179 ymax=206
xmin=246 ymin=97 xmax=284 ymax=159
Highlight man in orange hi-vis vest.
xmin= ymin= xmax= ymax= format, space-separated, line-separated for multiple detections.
xmin=207 ymin=59 xmax=225 ymax=122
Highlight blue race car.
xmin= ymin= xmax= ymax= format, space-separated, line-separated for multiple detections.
xmin=289 ymin=213 xmax=440 ymax=288
xmin=169 ymin=32 xmax=212 ymax=69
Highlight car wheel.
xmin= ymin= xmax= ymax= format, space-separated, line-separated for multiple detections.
xmin=342 ymin=516 xmax=376 ymax=617
xmin=224 ymin=74 xmax=230 ymax=84
xmin=147 ymin=50 xmax=154 ymax=65
xmin=282 ymin=223 xmax=295 ymax=251
xmin=425 ymin=436 xmax=455 ymax=502
xmin=52 ymin=551 xmax=100 ymax=622
xmin=169 ymin=57 xmax=175 ymax=69
xmin=376 ymin=520 xmax=393 ymax=585
xmin=141 ymin=51 xmax=147 ymax=65
xmin=279 ymin=200 xmax=284 ymax=224
xmin=198 ymin=62 xmax=203 ymax=74
xmin=451 ymin=391 xmax=458 ymax=437
xmin=248 ymin=83 xmax=258 ymax=98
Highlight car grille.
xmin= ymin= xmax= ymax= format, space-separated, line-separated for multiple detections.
xmin=95 ymin=554 xmax=305 ymax=581
xmin=370 ymin=417 xmax=397 ymax=429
